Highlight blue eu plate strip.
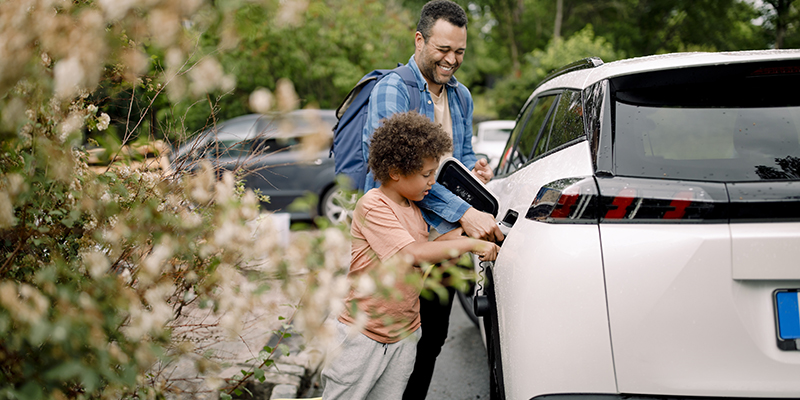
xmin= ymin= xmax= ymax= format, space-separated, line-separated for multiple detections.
xmin=776 ymin=291 xmax=800 ymax=340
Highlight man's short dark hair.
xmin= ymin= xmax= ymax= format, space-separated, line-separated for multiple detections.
xmin=368 ymin=112 xmax=452 ymax=184
xmin=416 ymin=0 xmax=468 ymax=42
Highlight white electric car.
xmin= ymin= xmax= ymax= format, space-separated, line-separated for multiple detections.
xmin=471 ymin=50 xmax=800 ymax=400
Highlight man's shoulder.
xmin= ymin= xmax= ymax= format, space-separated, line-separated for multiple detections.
xmin=373 ymin=71 xmax=409 ymax=94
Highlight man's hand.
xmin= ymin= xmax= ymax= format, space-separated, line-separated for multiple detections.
xmin=459 ymin=207 xmax=504 ymax=243
xmin=472 ymin=158 xmax=493 ymax=184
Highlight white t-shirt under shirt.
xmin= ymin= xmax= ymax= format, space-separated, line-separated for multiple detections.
xmin=430 ymin=87 xmax=453 ymax=162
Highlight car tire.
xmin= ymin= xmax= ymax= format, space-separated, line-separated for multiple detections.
xmin=320 ymin=186 xmax=355 ymax=225
xmin=483 ymin=266 xmax=505 ymax=400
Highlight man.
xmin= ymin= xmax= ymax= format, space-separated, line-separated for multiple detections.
xmin=361 ymin=1 xmax=504 ymax=398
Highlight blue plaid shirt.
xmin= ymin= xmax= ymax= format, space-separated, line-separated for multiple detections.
xmin=362 ymin=55 xmax=477 ymax=234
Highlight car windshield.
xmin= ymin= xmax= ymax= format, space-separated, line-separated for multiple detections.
xmin=612 ymin=63 xmax=800 ymax=182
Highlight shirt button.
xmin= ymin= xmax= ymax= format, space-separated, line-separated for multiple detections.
xmin=428 ymin=100 xmax=432 ymax=104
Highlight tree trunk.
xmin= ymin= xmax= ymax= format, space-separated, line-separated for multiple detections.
xmin=554 ymin=0 xmax=563 ymax=39
xmin=766 ymin=0 xmax=792 ymax=49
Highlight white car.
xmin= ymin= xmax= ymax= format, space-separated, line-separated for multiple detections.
xmin=472 ymin=120 xmax=515 ymax=169
xmin=470 ymin=50 xmax=800 ymax=400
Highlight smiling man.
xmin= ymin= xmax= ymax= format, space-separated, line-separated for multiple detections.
xmin=360 ymin=1 xmax=504 ymax=398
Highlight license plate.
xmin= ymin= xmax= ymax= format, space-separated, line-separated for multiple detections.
xmin=774 ymin=290 xmax=800 ymax=350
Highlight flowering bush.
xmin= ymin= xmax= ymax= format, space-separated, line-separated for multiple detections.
xmin=0 ymin=1 xmax=353 ymax=399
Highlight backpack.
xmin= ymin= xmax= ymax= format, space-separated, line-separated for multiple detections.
xmin=330 ymin=64 xmax=419 ymax=191
xmin=330 ymin=63 xmax=470 ymax=191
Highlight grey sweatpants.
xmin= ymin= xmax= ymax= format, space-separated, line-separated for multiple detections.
xmin=321 ymin=321 xmax=421 ymax=400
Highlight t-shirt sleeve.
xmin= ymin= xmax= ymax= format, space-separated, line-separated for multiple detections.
xmin=359 ymin=202 xmax=417 ymax=263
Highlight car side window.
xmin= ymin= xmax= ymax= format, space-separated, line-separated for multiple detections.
xmin=548 ymin=90 xmax=585 ymax=151
xmin=528 ymin=94 xmax=559 ymax=160
xmin=532 ymin=90 xmax=585 ymax=159
xmin=497 ymin=94 xmax=559 ymax=175
xmin=497 ymin=104 xmax=533 ymax=175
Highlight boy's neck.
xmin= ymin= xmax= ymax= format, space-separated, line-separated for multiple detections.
xmin=378 ymin=184 xmax=411 ymax=207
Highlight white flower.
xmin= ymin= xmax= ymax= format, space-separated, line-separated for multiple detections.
xmin=249 ymin=88 xmax=273 ymax=114
xmin=54 ymin=57 xmax=85 ymax=99
xmin=97 ymin=113 xmax=110 ymax=131
xmin=87 ymin=104 xmax=98 ymax=115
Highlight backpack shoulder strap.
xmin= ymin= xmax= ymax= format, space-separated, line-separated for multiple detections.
xmin=393 ymin=64 xmax=420 ymax=112
xmin=453 ymin=82 xmax=470 ymax=118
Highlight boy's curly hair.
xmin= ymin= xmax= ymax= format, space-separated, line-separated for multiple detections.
xmin=368 ymin=111 xmax=452 ymax=183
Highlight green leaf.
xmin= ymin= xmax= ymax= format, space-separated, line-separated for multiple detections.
xmin=220 ymin=393 xmax=232 ymax=400
xmin=254 ymin=367 xmax=265 ymax=382
xmin=15 ymin=382 xmax=43 ymax=400
xmin=278 ymin=343 xmax=290 ymax=357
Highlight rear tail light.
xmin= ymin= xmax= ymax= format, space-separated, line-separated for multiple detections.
xmin=527 ymin=176 xmax=728 ymax=224
xmin=526 ymin=177 xmax=599 ymax=223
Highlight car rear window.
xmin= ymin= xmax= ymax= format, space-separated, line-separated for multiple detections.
xmin=612 ymin=62 xmax=800 ymax=182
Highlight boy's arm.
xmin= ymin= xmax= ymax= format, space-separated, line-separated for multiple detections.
xmin=397 ymin=236 xmax=499 ymax=266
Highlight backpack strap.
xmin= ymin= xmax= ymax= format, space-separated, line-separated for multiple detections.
xmin=393 ymin=64 xmax=420 ymax=112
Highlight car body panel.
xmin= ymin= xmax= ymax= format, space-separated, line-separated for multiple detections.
xmin=488 ymin=141 xmax=594 ymax=223
xmin=496 ymin=219 xmax=617 ymax=399
xmin=602 ymin=223 xmax=800 ymax=397
xmin=731 ymin=223 xmax=800 ymax=280
xmin=487 ymin=142 xmax=615 ymax=398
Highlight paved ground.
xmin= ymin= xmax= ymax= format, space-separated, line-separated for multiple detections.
xmin=298 ymin=295 xmax=490 ymax=399
xmin=425 ymin=295 xmax=490 ymax=400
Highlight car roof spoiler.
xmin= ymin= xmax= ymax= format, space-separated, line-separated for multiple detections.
xmin=540 ymin=57 xmax=604 ymax=86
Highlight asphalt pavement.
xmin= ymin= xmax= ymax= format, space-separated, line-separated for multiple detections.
xmin=425 ymin=296 xmax=490 ymax=400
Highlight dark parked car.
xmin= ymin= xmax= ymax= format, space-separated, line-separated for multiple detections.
xmin=172 ymin=109 xmax=352 ymax=222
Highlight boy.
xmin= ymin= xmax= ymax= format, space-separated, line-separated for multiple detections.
xmin=321 ymin=112 xmax=499 ymax=400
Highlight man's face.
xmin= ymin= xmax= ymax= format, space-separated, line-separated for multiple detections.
xmin=415 ymin=19 xmax=467 ymax=92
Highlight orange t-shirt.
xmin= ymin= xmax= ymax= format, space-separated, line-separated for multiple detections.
xmin=338 ymin=188 xmax=428 ymax=343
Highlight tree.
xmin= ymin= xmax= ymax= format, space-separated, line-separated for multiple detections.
xmin=489 ymin=25 xmax=623 ymax=119
xmin=761 ymin=0 xmax=800 ymax=48
xmin=0 ymin=1 xmax=353 ymax=398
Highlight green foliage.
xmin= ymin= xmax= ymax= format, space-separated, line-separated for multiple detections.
xmin=171 ymin=0 xmax=416 ymax=135
xmin=489 ymin=25 xmax=623 ymax=119
xmin=0 ymin=1 xmax=354 ymax=399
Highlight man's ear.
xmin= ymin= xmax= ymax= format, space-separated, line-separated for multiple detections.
xmin=414 ymin=31 xmax=425 ymax=53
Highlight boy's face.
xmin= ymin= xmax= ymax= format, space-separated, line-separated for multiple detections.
xmin=394 ymin=157 xmax=439 ymax=202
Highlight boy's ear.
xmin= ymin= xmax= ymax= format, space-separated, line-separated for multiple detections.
xmin=388 ymin=169 xmax=402 ymax=182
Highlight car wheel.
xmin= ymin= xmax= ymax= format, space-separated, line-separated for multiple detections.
xmin=320 ymin=186 xmax=356 ymax=225
xmin=483 ymin=266 xmax=505 ymax=400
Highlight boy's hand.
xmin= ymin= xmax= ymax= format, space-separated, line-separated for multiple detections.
xmin=472 ymin=240 xmax=500 ymax=261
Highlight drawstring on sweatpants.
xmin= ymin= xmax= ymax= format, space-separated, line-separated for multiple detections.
xmin=383 ymin=343 xmax=388 ymax=355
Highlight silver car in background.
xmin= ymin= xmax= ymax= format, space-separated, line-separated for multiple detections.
xmin=472 ymin=120 xmax=515 ymax=170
